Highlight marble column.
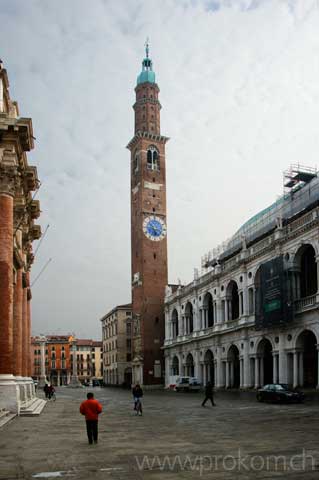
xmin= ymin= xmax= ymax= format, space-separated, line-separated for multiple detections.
xmin=317 ymin=346 xmax=319 ymax=390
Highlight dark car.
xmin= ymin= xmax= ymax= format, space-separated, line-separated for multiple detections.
xmin=257 ymin=384 xmax=305 ymax=403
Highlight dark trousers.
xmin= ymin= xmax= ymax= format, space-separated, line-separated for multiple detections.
xmin=86 ymin=420 xmax=98 ymax=444
xmin=202 ymin=395 xmax=215 ymax=406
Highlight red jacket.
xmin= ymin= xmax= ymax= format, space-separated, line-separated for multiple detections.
xmin=80 ymin=398 xmax=102 ymax=421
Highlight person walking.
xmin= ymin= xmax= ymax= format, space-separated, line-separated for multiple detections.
xmin=80 ymin=392 xmax=103 ymax=444
xmin=201 ymin=381 xmax=216 ymax=407
xmin=132 ymin=384 xmax=143 ymax=416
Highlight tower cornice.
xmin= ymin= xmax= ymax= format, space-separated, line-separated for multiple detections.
xmin=126 ymin=131 xmax=169 ymax=151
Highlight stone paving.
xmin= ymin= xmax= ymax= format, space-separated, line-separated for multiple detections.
xmin=0 ymin=387 xmax=319 ymax=479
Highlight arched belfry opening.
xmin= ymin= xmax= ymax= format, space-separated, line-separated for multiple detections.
xmin=147 ymin=146 xmax=159 ymax=171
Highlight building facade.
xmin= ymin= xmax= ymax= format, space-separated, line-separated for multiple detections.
xmin=101 ymin=304 xmax=133 ymax=386
xmin=0 ymin=61 xmax=43 ymax=415
xmin=31 ymin=336 xmax=103 ymax=385
xmin=76 ymin=339 xmax=103 ymax=384
xmin=127 ymin=43 xmax=168 ymax=385
xmin=164 ymin=168 xmax=319 ymax=390
xmin=32 ymin=335 xmax=73 ymax=386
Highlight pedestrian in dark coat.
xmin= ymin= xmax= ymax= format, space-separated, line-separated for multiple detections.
xmin=80 ymin=392 xmax=103 ymax=444
xmin=201 ymin=381 xmax=216 ymax=407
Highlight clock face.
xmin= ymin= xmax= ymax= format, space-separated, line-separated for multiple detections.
xmin=143 ymin=216 xmax=167 ymax=241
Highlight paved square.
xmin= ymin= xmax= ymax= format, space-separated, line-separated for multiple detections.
xmin=1 ymin=388 xmax=319 ymax=479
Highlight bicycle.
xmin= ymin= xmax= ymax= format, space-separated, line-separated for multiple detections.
xmin=134 ymin=397 xmax=142 ymax=416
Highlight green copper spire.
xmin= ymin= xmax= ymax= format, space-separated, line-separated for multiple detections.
xmin=137 ymin=38 xmax=156 ymax=85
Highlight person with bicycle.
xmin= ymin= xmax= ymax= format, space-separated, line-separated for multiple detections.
xmin=48 ymin=384 xmax=55 ymax=400
xmin=132 ymin=384 xmax=143 ymax=416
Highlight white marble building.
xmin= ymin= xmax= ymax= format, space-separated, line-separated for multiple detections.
xmin=164 ymin=168 xmax=319 ymax=390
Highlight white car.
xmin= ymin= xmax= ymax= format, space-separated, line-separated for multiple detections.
xmin=175 ymin=376 xmax=201 ymax=392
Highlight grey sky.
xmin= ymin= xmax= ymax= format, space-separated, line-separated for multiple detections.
xmin=1 ymin=0 xmax=319 ymax=339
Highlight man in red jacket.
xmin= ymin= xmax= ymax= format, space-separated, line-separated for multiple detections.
xmin=80 ymin=392 xmax=102 ymax=444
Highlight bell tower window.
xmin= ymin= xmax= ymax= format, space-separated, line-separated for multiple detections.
xmin=147 ymin=146 xmax=159 ymax=171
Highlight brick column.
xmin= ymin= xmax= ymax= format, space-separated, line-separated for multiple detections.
xmin=26 ymin=272 xmax=32 ymax=377
xmin=0 ymin=168 xmax=16 ymax=375
xmin=13 ymin=268 xmax=23 ymax=376
xmin=21 ymin=273 xmax=28 ymax=377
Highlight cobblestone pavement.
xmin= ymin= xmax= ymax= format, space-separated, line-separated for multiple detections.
xmin=1 ymin=388 xmax=319 ymax=480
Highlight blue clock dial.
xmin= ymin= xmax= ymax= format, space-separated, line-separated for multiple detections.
xmin=146 ymin=219 xmax=162 ymax=237
xmin=143 ymin=215 xmax=167 ymax=241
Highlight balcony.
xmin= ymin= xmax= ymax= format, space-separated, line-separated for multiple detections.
xmin=294 ymin=295 xmax=317 ymax=313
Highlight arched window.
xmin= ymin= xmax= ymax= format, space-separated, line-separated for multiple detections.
xmin=147 ymin=146 xmax=160 ymax=171
xmin=171 ymin=309 xmax=179 ymax=338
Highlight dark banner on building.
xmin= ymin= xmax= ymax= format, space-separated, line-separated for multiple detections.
xmin=255 ymin=255 xmax=293 ymax=330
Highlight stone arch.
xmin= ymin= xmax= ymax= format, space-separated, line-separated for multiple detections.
xmin=293 ymin=244 xmax=318 ymax=299
xmin=185 ymin=302 xmax=194 ymax=334
xmin=203 ymin=292 xmax=214 ymax=327
xmin=226 ymin=280 xmax=239 ymax=320
xmin=171 ymin=309 xmax=179 ymax=338
xmin=171 ymin=355 xmax=180 ymax=376
xmin=227 ymin=344 xmax=240 ymax=388
xmin=203 ymin=349 xmax=215 ymax=385
xmin=185 ymin=352 xmax=195 ymax=377
xmin=256 ymin=337 xmax=273 ymax=385
xmin=295 ymin=330 xmax=318 ymax=388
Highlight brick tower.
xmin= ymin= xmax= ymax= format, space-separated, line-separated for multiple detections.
xmin=127 ymin=42 xmax=169 ymax=385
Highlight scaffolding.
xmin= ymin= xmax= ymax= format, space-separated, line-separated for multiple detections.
xmin=201 ymin=165 xmax=319 ymax=272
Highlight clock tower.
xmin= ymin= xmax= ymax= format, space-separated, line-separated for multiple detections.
xmin=127 ymin=42 xmax=169 ymax=385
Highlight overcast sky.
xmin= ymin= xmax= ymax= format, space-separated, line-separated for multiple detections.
xmin=2 ymin=0 xmax=319 ymax=339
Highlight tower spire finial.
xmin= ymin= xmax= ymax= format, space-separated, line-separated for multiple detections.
xmin=145 ymin=37 xmax=150 ymax=58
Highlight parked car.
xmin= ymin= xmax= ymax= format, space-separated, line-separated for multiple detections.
xmin=175 ymin=376 xmax=201 ymax=392
xmin=256 ymin=384 xmax=305 ymax=403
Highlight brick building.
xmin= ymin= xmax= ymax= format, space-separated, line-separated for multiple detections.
xmin=126 ymin=43 xmax=168 ymax=385
xmin=101 ymin=304 xmax=132 ymax=386
xmin=0 ymin=60 xmax=44 ymax=416
xmin=32 ymin=335 xmax=73 ymax=386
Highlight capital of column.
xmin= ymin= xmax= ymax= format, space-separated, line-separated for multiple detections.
xmin=0 ymin=164 xmax=19 ymax=197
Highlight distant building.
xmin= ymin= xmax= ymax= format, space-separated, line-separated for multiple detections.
xmin=31 ymin=335 xmax=73 ymax=386
xmin=31 ymin=336 xmax=103 ymax=385
xmin=76 ymin=339 xmax=103 ymax=383
xmin=101 ymin=304 xmax=132 ymax=386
